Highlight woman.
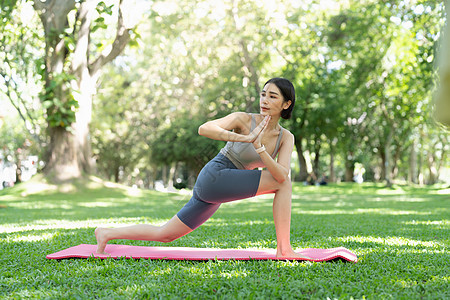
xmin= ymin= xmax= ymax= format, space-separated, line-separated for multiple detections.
xmin=95 ymin=77 xmax=302 ymax=258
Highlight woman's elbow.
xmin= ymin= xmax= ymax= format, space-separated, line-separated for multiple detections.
xmin=198 ymin=123 xmax=206 ymax=135
xmin=276 ymin=174 xmax=289 ymax=184
xmin=276 ymin=171 xmax=290 ymax=184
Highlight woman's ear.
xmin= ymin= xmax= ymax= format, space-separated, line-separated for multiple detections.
xmin=283 ymin=100 xmax=292 ymax=110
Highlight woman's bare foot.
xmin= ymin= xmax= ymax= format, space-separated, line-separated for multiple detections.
xmin=276 ymin=248 xmax=312 ymax=260
xmin=95 ymin=227 xmax=110 ymax=254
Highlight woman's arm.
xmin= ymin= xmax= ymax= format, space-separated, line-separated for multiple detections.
xmin=257 ymin=131 xmax=294 ymax=183
xmin=198 ymin=112 xmax=251 ymax=142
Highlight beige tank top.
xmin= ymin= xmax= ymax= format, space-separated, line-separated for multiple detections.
xmin=219 ymin=113 xmax=283 ymax=170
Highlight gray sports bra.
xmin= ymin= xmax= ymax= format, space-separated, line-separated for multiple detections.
xmin=219 ymin=113 xmax=284 ymax=170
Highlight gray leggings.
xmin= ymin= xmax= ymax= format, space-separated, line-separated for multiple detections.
xmin=177 ymin=153 xmax=262 ymax=229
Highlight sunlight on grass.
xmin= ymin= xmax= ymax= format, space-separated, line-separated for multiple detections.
xmin=103 ymin=181 xmax=144 ymax=198
xmin=396 ymin=275 xmax=448 ymax=289
xmin=238 ymin=241 xmax=276 ymax=249
xmin=125 ymin=187 xmax=144 ymax=198
xmin=229 ymin=220 xmax=272 ymax=226
xmin=436 ymin=188 xmax=450 ymax=194
xmin=0 ymin=217 xmax=169 ymax=234
xmin=402 ymin=220 xmax=449 ymax=226
xmin=291 ymin=194 xmax=334 ymax=201
xmin=366 ymin=197 xmax=429 ymax=202
xmin=291 ymin=208 xmax=432 ymax=215
xmin=17 ymin=181 xmax=58 ymax=196
xmin=334 ymin=236 xmax=445 ymax=248
xmin=78 ymin=201 xmax=123 ymax=208
xmin=11 ymin=232 xmax=55 ymax=242
xmin=203 ymin=218 xmax=272 ymax=228
xmin=220 ymin=270 xmax=249 ymax=279
xmin=151 ymin=267 xmax=173 ymax=276
xmin=375 ymin=189 xmax=408 ymax=195
xmin=406 ymin=249 xmax=447 ymax=254
xmin=7 ymin=201 xmax=74 ymax=209
xmin=353 ymin=208 xmax=431 ymax=215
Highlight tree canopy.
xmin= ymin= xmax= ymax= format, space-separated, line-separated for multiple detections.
xmin=1 ymin=0 xmax=448 ymax=187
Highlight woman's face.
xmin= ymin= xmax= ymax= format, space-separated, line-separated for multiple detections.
xmin=259 ymin=83 xmax=291 ymax=117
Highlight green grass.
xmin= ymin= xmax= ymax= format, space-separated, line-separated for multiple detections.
xmin=0 ymin=176 xmax=448 ymax=299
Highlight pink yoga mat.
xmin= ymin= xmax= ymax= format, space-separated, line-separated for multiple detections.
xmin=46 ymin=244 xmax=358 ymax=262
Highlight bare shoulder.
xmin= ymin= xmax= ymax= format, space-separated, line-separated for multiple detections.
xmin=277 ymin=128 xmax=295 ymax=163
xmin=233 ymin=111 xmax=252 ymax=124
xmin=232 ymin=111 xmax=252 ymax=133
xmin=204 ymin=111 xmax=251 ymax=132
xmin=280 ymin=128 xmax=295 ymax=146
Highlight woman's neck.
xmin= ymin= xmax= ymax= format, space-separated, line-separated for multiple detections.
xmin=258 ymin=113 xmax=281 ymax=132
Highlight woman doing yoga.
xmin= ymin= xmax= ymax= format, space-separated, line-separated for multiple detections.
xmin=95 ymin=77 xmax=303 ymax=258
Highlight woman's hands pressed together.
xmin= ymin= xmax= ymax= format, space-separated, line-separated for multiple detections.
xmin=248 ymin=115 xmax=271 ymax=148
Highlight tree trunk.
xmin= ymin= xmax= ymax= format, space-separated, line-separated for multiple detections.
xmin=114 ymin=166 xmax=120 ymax=183
xmin=44 ymin=126 xmax=82 ymax=180
xmin=294 ymin=136 xmax=308 ymax=182
xmin=147 ymin=168 xmax=155 ymax=190
xmin=34 ymin=0 xmax=134 ymax=182
xmin=15 ymin=158 xmax=22 ymax=183
xmin=329 ymin=142 xmax=336 ymax=182
xmin=409 ymin=139 xmax=417 ymax=183
xmin=44 ymin=80 xmax=95 ymax=181
xmin=391 ymin=146 xmax=401 ymax=180
xmin=313 ymin=140 xmax=321 ymax=178
xmin=435 ymin=140 xmax=447 ymax=182
xmin=167 ymin=162 xmax=176 ymax=191
xmin=385 ymin=129 xmax=393 ymax=187
xmin=34 ymin=0 xmax=79 ymax=181
xmin=162 ymin=165 xmax=168 ymax=187
xmin=427 ymin=152 xmax=438 ymax=184
xmin=344 ymin=158 xmax=354 ymax=182
xmin=187 ymin=169 xmax=196 ymax=189
xmin=417 ymin=140 xmax=424 ymax=185
xmin=378 ymin=146 xmax=386 ymax=182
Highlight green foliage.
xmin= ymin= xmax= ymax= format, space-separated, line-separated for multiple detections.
xmin=2 ymin=0 xmax=448 ymax=184
xmin=0 ymin=0 xmax=18 ymax=13
xmin=91 ymin=66 xmax=151 ymax=182
xmin=0 ymin=1 xmax=45 ymax=125
xmin=39 ymin=73 xmax=79 ymax=129
xmin=150 ymin=114 xmax=224 ymax=172
xmin=0 ymin=181 xmax=448 ymax=298
xmin=92 ymin=2 xmax=114 ymax=33
xmin=86 ymin=0 xmax=449 ymax=186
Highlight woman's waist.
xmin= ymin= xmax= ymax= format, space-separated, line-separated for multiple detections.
xmin=217 ymin=149 xmax=243 ymax=169
xmin=213 ymin=152 xmax=239 ymax=169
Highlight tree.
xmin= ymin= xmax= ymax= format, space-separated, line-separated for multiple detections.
xmin=31 ymin=0 xmax=140 ymax=181
xmin=0 ymin=0 xmax=46 ymax=147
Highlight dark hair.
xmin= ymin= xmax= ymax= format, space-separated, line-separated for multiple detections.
xmin=263 ymin=78 xmax=295 ymax=119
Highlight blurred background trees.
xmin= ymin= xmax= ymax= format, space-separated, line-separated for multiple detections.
xmin=1 ymin=0 xmax=448 ymax=189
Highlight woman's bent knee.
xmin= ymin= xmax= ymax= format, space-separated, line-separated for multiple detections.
xmin=156 ymin=228 xmax=183 ymax=243
xmin=157 ymin=216 xmax=193 ymax=243
xmin=255 ymin=170 xmax=291 ymax=195
xmin=159 ymin=234 xmax=178 ymax=243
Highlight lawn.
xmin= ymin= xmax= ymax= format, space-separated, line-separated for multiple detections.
xmin=0 ymin=176 xmax=448 ymax=299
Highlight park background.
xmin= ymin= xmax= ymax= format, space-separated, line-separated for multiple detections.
xmin=0 ymin=0 xmax=449 ymax=299
xmin=1 ymin=0 xmax=449 ymax=189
